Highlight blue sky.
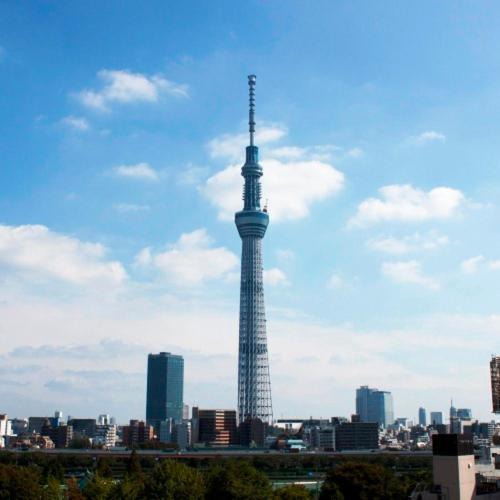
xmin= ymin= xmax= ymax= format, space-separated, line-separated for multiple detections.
xmin=1 ymin=0 xmax=500 ymax=423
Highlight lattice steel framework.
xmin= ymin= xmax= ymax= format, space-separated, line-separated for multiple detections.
xmin=235 ymin=75 xmax=273 ymax=424
xmin=491 ymin=356 xmax=500 ymax=413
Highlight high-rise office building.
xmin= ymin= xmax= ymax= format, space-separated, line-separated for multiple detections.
xmin=490 ymin=356 xmax=500 ymax=413
xmin=356 ymin=386 xmax=393 ymax=428
xmin=456 ymin=408 xmax=472 ymax=421
xmin=430 ymin=411 xmax=443 ymax=426
xmin=235 ymin=75 xmax=272 ymax=424
xmin=418 ymin=407 xmax=427 ymax=427
xmin=450 ymin=400 xmax=457 ymax=419
xmin=356 ymin=386 xmax=376 ymax=422
xmin=370 ymin=391 xmax=394 ymax=428
xmin=146 ymin=352 xmax=184 ymax=430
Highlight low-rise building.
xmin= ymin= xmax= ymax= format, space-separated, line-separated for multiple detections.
xmin=192 ymin=408 xmax=238 ymax=446
xmin=122 ymin=420 xmax=154 ymax=447
xmin=9 ymin=418 xmax=28 ymax=436
xmin=172 ymin=422 xmax=190 ymax=450
xmin=239 ymin=418 xmax=268 ymax=447
xmin=94 ymin=424 xmax=117 ymax=448
xmin=68 ymin=418 xmax=96 ymax=439
xmin=335 ymin=422 xmax=379 ymax=451
xmin=40 ymin=420 xmax=73 ymax=448
xmin=310 ymin=426 xmax=335 ymax=451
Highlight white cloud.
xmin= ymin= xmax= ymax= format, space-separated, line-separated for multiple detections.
xmin=112 ymin=162 xmax=159 ymax=181
xmin=460 ymin=255 xmax=500 ymax=274
xmin=0 ymin=284 xmax=498 ymax=420
xmin=263 ymin=268 xmax=289 ymax=286
xmin=113 ymin=203 xmax=150 ymax=213
xmin=269 ymin=146 xmax=307 ymax=160
xmin=460 ymin=255 xmax=485 ymax=274
xmin=61 ymin=115 xmax=90 ymax=131
xmin=204 ymin=126 xmax=346 ymax=222
xmin=0 ymin=224 xmax=126 ymax=286
xmin=204 ymin=158 xmax=344 ymax=222
xmin=382 ymin=260 xmax=439 ymax=290
xmin=346 ymin=147 xmax=364 ymax=158
xmin=270 ymin=144 xmax=344 ymax=162
xmin=135 ymin=228 xmax=239 ymax=286
xmin=413 ymin=131 xmax=446 ymax=144
xmin=276 ymin=249 xmax=295 ymax=261
xmin=350 ymin=184 xmax=464 ymax=227
xmin=177 ymin=164 xmax=209 ymax=185
xmin=208 ymin=125 xmax=288 ymax=160
xmin=327 ymin=273 xmax=343 ymax=289
xmin=77 ymin=69 xmax=188 ymax=111
xmin=367 ymin=232 xmax=449 ymax=255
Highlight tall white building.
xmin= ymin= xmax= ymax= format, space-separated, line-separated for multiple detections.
xmin=0 ymin=415 xmax=12 ymax=448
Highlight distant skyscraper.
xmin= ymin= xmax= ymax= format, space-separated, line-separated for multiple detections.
xmin=355 ymin=386 xmax=393 ymax=428
xmin=449 ymin=400 xmax=457 ymax=419
xmin=430 ymin=411 xmax=443 ymax=426
xmin=370 ymin=390 xmax=394 ymax=428
xmin=418 ymin=407 xmax=427 ymax=427
xmin=356 ymin=386 xmax=376 ymax=423
xmin=456 ymin=408 xmax=472 ymax=421
xmin=491 ymin=356 xmax=500 ymax=413
xmin=146 ymin=352 xmax=184 ymax=430
xmin=235 ymin=75 xmax=272 ymax=424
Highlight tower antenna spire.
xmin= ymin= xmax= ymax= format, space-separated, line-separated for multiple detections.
xmin=248 ymin=74 xmax=256 ymax=146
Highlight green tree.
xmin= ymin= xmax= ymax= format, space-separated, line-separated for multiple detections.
xmin=273 ymin=484 xmax=313 ymax=499
xmin=67 ymin=477 xmax=85 ymax=500
xmin=42 ymin=458 xmax=65 ymax=482
xmin=83 ymin=475 xmax=114 ymax=500
xmin=96 ymin=458 xmax=113 ymax=479
xmin=0 ymin=464 xmax=43 ymax=499
xmin=126 ymin=450 xmax=142 ymax=477
xmin=108 ymin=476 xmax=145 ymax=500
xmin=205 ymin=460 xmax=273 ymax=500
xmin=320 ymin=461 xmax=405 ymax=500
xmin=318 ymin=480 xmax=344 ymax=500
xmin=43 ymin=476 xmax=63 ymax=500
xmin=144 ymin=460 xmax=205 ymax=499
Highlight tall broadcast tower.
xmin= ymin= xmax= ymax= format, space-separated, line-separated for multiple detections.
xmin=235 ymin=75 xmax=273 ymax=424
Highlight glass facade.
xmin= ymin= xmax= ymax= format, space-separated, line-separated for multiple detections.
xmin=418 ymin=407 xmax=427 ymax=427
xmin=146 ymin=352 xmax=184 ymax=430
xmin=430 ymin=411 xmax=443 ymax=425
xmin=356 ymin=386 xmax=394 ymax=428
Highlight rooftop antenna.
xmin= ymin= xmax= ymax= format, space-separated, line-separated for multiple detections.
xmin=248 ymin=74 xmax=256 ymax=146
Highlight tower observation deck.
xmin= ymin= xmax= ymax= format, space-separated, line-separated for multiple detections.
xmin=235 ymin=75 xmax=273 ymax=424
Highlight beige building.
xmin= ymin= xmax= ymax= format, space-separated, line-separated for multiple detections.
xmin=411 ymin=435 xmax=500 ymax=500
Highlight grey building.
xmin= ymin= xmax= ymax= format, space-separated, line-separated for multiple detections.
xmin=146 ymin=352 xmax=184 ymax=431
xmin=311 ymin=426 xmax=335 ymax=451
xmin=68 ymin=418 xmax=96 ymax=438
xmin=418 ymin=407 xmax=427 ymax=427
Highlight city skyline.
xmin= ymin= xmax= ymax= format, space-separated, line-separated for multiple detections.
xmin=1 ymin=1 xmax=500 ymax=422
